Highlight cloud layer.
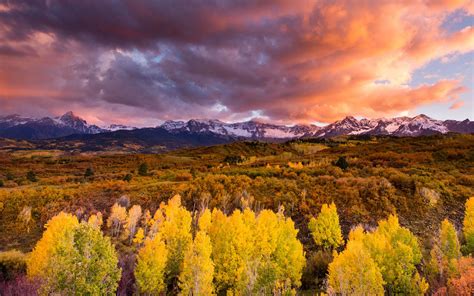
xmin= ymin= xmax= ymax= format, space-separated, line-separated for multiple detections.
xmin=0 ymin=0 xmax=473 ymax=125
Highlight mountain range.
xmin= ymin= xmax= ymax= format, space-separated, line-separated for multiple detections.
xmin=0 ymin=111 xmax=472 ymax=152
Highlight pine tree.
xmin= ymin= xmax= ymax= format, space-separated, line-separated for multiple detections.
xmin=308 ymin=202 xmax=343 ymax=250
xmin=84 ymin=167 xmax=94 ymax=177
xmin=138 ymin=163 xmax=148 ymax=176
xmin=179 ymin=231 xmax=214 ymax=295
xmin=135 ymin=234 xmax=168 ymax=295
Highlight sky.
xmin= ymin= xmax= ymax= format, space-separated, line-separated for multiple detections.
xmin=0 ymin=0 xmax=473 ymax=127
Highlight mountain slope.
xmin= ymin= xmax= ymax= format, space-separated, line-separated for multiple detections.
xmin=0 ymin=112 xmax=472 ymax=145
xmin=161 ymin=119 xmax=321 ymax=139
xmin=33 ymin=128 xmax=235 ymax=152
xmin=0 ymin=112 xmax=114 ymax=140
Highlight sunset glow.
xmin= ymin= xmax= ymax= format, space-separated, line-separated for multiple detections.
xmin=0 ymin=0 xmax=473 ymax=126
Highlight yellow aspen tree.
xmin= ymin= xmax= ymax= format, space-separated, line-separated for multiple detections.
xmin=142 ymin=209 xmax=152 ymax=235
xmin=135 ymin=233 xmax=169 ymax=295
xmin=27 ymin=212 xmax=79 ymax=278
xmin=179 ymin=231 xmax=214 ymax=296
xmin=308 ymin=202 xmax=343 ymax=250
xmin=463 ymin=196 xmax=474 ymax=254
xmin=328 ymin=226 xmax=384 ymax=296
xmin=39 ymin=222 xmax=121 ymax=295
xmin=107 ymin=203 xmax=127 ymax=238
xmin=88 ymin=212 xmax=103 ymax=229
xmin=133 ymin=227 xmax=145 ymax=245
xmin=155 ymin=195 xmax=193 ymax=287
xmin=439 ymin=219 xmax=461 ymax=277
xmin=198 ymin=208 xmax=212 ymax=233
xmin=127 ymin=205 xmax=142 ymax=244
xmin=207 ymin=209 xmax=255 ymax=294
xmin=363 ymin=214 xmax=427 ymax=295
xmin=272 ymin=207 xmax=305 ymax=293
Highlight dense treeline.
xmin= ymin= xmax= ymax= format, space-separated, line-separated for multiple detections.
xmin=0 ymin=134 xmax=473 ymax=293
xmin=1 ymin=195 xmax=473 ymax=295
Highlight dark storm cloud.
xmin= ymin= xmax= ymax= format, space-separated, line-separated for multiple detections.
xmin=0 ymin=0 xmax=472 ymax=125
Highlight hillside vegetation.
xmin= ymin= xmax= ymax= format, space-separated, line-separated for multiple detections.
xmin=0 ymin=134 xmax=473 ymax=294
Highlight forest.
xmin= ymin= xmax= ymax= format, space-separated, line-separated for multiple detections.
xmin=0 ymin=134 xmax=473 ymax=295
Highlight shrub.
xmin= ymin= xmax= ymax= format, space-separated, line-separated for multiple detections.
xmin=138 ymin=163 xmax=148 ymax=176
xmin=84 ymin=167 xmax=94 ymax=177
xmin=26 ymin=171 xmax=37 ymax=182
xmin=335 ymin=156 xmax=349 ymax=170
xmin=0 ymin=250 xmax=27 ymax=281
xmin=123 ymin=173 xmax=133 ymax=182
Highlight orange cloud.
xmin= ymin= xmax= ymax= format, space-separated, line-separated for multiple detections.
xmin=450 ymin=100 xmax=465 ymax=109
xmin=0 ymin=0 xmax=472 ymax=124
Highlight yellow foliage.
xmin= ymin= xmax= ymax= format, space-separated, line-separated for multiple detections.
xmin=87 ymin=212 xmax=103 ymax=229
xmin=328 ymin=229 xmax=384 ymax=296
xmin=463 ymin=197 xmax=474 ymax=254
xmin=127 ymin=205 xmax=142 ymax=243
xmin=133 ymin=228 xmax=145 ymax=245
xmin=179 ymin=231 xmax=214 ymax=295
xmin=309 ymin=203 xmax=343 ymax=249
xmin=154 ymin=195 xmax=193 ymax=285
xmin=135 ymin=234 xmax=168 ymax=295
xmin=27 ymin=212 xmax=79 ymax=278
xmin=107 ymin=203 xmax=127 ymax=238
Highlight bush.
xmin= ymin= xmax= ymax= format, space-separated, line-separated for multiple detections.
xmin=84 ymin=167 xmax=94 ymax=177
xmin=6 ymin=172 xmax=14 ymax=181
xmin=138 ymin=163 xmax=148 ymax=176
xmin=335 ymin=156 xmax=349 ymax=170
xmin=123 ymin=173 xmax=133 ymax=182
xmin=0 ymin=250 xmax=27 ymax=281
xmin=26 ymin=171 xmax=37 ymax=182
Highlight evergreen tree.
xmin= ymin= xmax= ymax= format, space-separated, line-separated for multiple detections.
xmin=123 ymin=173 xmax=133 ymax=182
xmin=26 ymin=171 xmax=37 ymax=182
xmin=84 ymin=167 xmax=94 ymax=177
xmin=335 ymin=156 xmax=348 ymax=170
xmin=138 ymin=163 xmax=149 ymax=176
